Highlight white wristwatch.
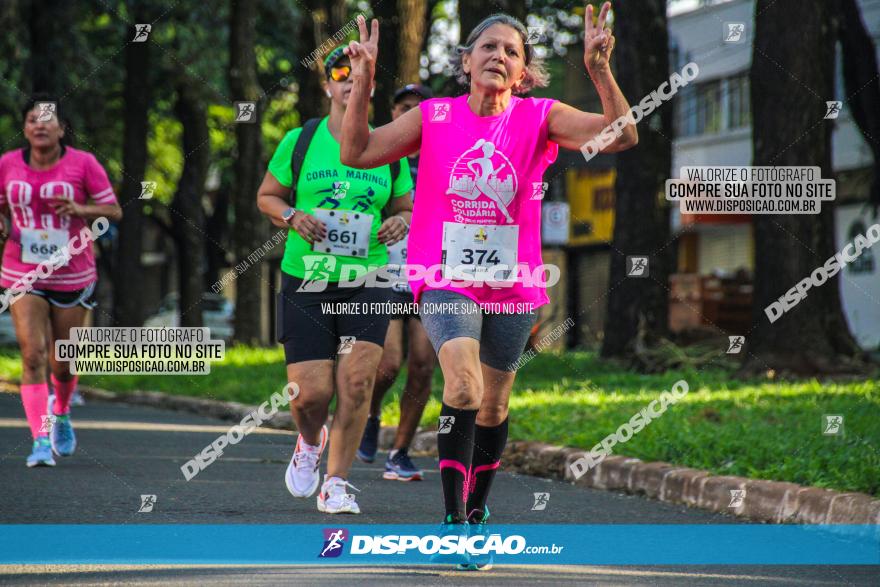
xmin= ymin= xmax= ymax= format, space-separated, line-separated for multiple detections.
xmin=282 ymin=207 xmax=299 ymax=225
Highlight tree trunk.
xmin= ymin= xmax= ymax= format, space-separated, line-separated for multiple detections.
xmin=113 ymin=1 xmax=151 ymax=326
xmin=205 ymin=189 xmax=229 ymax=291
xmin=294 ymin=0 xmax=347 ymax=122
xmin=170 ymin=80 xmax=209 ymax=328
xmin=374 ymin=0 xmax=401 ymax=125
xmin=28 ymin=0 xmax=73 ymax=94
xmin=459 ymin=0 xmax=526 ymax=46
xmin=600 ymin=0 xmax=672 ymax=364
xmin=743 ymin=0 xmax=864 ymax=376
xmin=229 ymin=0 xmax=266 ymax=345
xmin=398 ymin=0 xmax=427 ymax=85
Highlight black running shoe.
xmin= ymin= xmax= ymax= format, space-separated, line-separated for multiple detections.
xmin=356 ymin=416 xmax=380 ymax=463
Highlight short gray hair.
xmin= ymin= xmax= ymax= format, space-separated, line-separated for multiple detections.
xmin=449 ymin=14 xmax=550 ymax=95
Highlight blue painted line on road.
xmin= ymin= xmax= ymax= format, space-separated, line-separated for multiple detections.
xmin=0 ymin=524 xmax=877 ymax=565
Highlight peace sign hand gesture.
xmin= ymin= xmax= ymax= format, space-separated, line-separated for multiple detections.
xmin=584 ymin=2 xmax=616 ymax=75
xmin=344 ymin=15 xmax=379 ymax=80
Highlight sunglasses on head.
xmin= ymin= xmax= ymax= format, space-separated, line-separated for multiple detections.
xmin=329 ymin=65 xmax=351 ymax=82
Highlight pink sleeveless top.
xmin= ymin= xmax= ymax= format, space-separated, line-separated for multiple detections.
xmin=407 ymin=94 xmax=558 ymax=310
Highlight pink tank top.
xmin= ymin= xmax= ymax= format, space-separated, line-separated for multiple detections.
xmin=408 ymin=95 xmax=558 ymax=311
xmin=0 ymin=147 xmax=117 ymax=291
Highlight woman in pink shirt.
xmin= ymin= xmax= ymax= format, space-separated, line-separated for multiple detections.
xmin=0 ymin=95 xmax=122 ymax=468
xmin=341 ymin=3 xmax=637 ymax=565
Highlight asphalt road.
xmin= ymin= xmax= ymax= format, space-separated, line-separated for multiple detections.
xmin=0 ymin=391 xmax=877 ymax=586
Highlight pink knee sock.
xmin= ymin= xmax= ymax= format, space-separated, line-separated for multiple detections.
xmin=20 ymin=383 xmax=50 ymax=439
xmin=51 ymin=374 xmax=77 ymax=416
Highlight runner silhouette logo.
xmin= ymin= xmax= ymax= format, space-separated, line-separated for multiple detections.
xmin=626 ymin=256 xmax=649 ymax=277
xmin=438 ymin=416 xmax=455 ymax=434
xmin=132 ymin=24 xmax=152 ymax=42
xmin=431 ymin=102 xmax=451 ymax=122
xmin=319 ymin=528 xmax=348 ymax=558
xmin=36 ymin=102 xmax=56 ymax=123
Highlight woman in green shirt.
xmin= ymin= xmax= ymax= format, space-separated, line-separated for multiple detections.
xmin=256 ymin=47 xmax=413 ymax=515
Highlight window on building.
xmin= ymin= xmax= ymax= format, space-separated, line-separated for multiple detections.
xmin=697 ymin=83 xmax=722 ymax=134
xmin=677 ymin=85 xmax=697 ymax=137
xmin=728 ymin=74 xmax=751 ymax=129
xmin=675 ymin=72 xmax=751 ymax=138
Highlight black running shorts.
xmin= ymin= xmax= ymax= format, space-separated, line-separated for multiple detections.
xmin=276 ymin=272 xmax=391 ymax=364
xmin=28 ymin=282 xmax=97 ymax=309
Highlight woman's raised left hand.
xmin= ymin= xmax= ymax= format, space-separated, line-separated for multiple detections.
xmin=345 ymin=15 xmax=380 ymax=80
xmin=584 ymin=2 xmax=616 ymax=75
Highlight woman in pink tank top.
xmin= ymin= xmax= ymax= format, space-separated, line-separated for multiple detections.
xmin=0 ymin=95 xmax=122 ymax=468
xmin=340 ymin=4 xmax=638 ymax=554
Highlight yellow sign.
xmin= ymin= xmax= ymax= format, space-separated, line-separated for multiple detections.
xmin=567 ymin=168 xmax=616 ymax=246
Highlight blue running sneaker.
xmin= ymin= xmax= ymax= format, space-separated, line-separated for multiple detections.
xmin=27 ymin=437 xmax=56 ymax=468
xmin=70 ymin=388 xmax=85 ymax=406
xmin=50 ymin=413 xmax=77 ymax=457
xmin=458 ymin=507 xmax=494 ymax=571
xmin=430 ymin=514 xmax=470 ymax=565
xmin=356 ymin=416 xmax=380 ymax=463
xmin=383 ymin=448 xmax=423 ymax=481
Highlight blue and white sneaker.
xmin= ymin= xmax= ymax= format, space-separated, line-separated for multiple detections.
xmin=50 ymin=413 xmax=77 ymax=457
xmin=383 ymin=448 xmax=423 ymax=481
xmin=356 ymin=416 xmax=380 ymax=463
xmin=430 ymin=515 xmax=470 ymax=565
xmin=27 ymin=437 xmax=56 ymax=468
xmin=70 ymin=388 xmax=85 ymax=406
xmin=458 ymin=507 xmax=493 ymax=571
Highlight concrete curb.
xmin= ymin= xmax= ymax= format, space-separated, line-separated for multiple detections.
xmin=504 ymin=441 xmax=880 ymax=525
xmin=78 ymin=385 xmax=880 ymax=526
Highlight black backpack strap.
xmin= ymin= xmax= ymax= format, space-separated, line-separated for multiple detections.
xmin=289 ymin=117 xmax=322 ymax=205
xmin=389 ymin=160 xmax=400 ymax=186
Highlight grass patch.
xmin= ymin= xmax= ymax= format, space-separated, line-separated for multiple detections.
xmin=1 ymin=345 xmax=878 ymax=496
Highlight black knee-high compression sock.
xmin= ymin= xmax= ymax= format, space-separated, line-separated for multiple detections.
xmin=466 ymin=418 xmax=508 ymax=522
xmin=437 ymin=403 xmax=477 ymax=521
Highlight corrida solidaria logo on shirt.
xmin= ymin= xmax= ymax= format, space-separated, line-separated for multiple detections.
xmin=445 ymin=139 xmax=519 ymax=224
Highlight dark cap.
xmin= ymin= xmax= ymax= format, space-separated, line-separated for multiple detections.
xmin=323 ymin=47 xmax=348 ymax=76
xmin=393 ymin=84 xmax=433 ymax=103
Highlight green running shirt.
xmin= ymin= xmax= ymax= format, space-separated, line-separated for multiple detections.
xmin=267 ymin=117 xmax=413 ymax=281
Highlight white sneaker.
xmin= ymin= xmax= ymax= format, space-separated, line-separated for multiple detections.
xmin=285 ymin=425 xmax=328 ymax=498
xmin=317 ymin=475 xmax=361 ymax=514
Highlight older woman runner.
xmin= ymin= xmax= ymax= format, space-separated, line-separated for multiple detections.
xmin=340 ymin=2 xmax=636 ymax=566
